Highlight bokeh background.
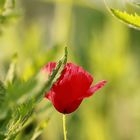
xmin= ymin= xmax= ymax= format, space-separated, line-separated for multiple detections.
xmin=1 ymin=0 xmax=140 ymax=140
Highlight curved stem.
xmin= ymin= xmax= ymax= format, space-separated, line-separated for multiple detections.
xmin=62 ymin=114 xmax=67 ymax=140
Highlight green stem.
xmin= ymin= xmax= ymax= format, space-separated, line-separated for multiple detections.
xmin=62 ymin=114 xmax=67 ymax=140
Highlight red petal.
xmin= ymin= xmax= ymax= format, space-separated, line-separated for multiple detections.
xmin=46 ymin=90 xmax=83 ymax=114
xmin=62 ymin=99 xmax=83 ymax=114
xmin=59 ymin=63 xmax=93 ymax=100
xmin=83 ymin=80 xmax=107 ymax=98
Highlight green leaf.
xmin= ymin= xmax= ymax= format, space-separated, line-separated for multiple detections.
xmin=4 ymin=99 xmax=34 ymax=140
xmin=6 ymin=77 xmax=37 ymax=104
xmin=110 ymin=8 xmax=140 ymax=29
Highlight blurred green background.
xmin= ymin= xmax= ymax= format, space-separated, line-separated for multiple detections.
xmin=1 ymin=0 xmax=140 ymax=140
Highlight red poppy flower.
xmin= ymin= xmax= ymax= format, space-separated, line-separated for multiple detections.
xmin=43 ymin=62 xmax=107 ymax=114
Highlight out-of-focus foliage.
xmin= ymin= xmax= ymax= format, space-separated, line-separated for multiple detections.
xmin=0 ymin=0 xmax=18 ymax=33
xmin=0 ymin=36 xmax=68 ymax=140
xmin=0 ymin=0 xmax=140 ymax=140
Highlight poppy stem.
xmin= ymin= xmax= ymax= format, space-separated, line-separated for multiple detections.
xmin=62 ymin=114 xmax=67 ymax=140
